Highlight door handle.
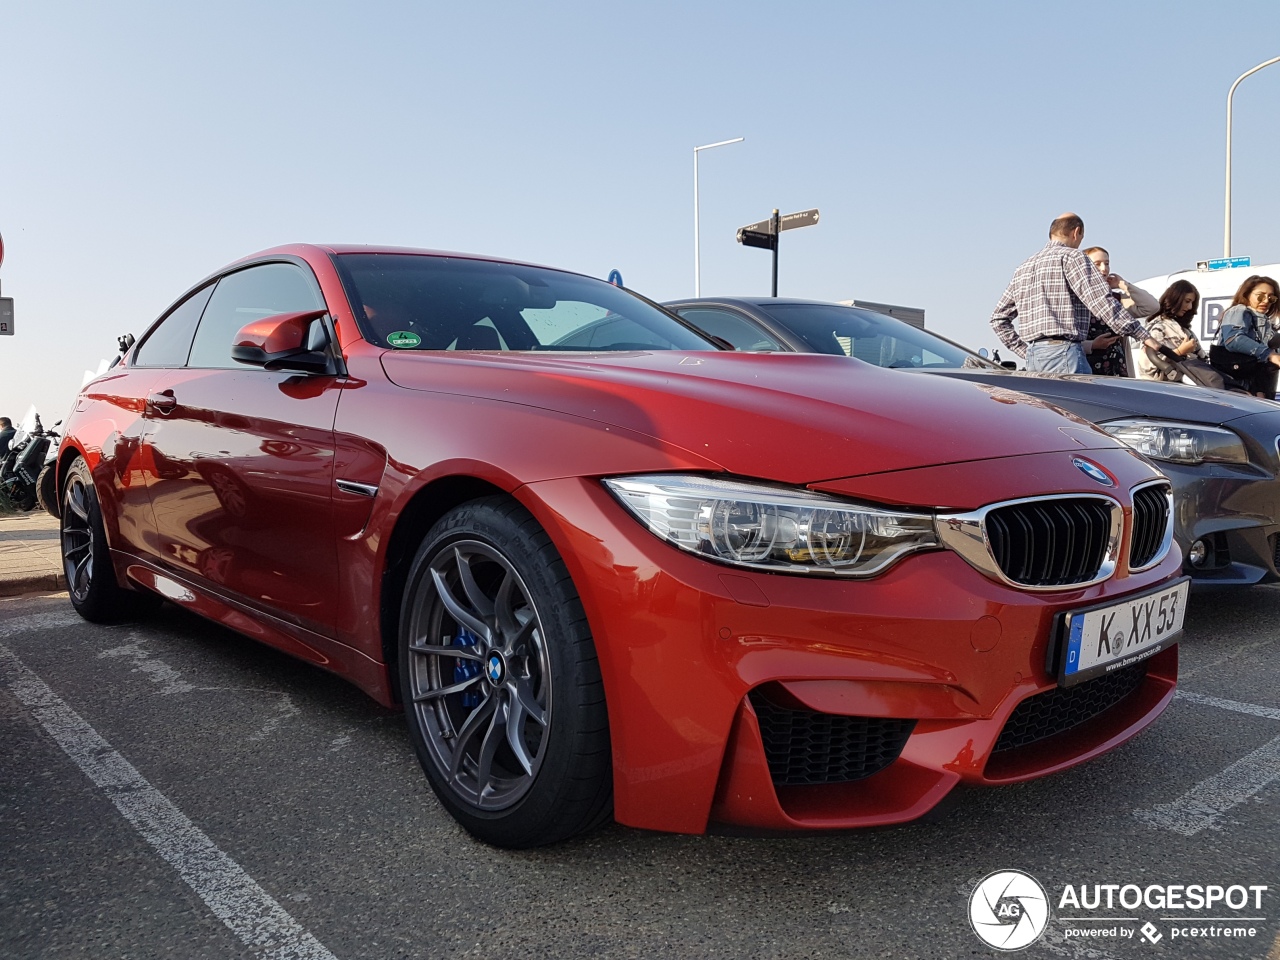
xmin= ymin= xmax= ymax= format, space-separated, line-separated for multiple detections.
xmin=148 ymin=390 xmax=177 ymax=413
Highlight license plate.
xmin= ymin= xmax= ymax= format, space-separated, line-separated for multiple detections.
xmin=1057 ymin=578 xmax=1188 ymax=687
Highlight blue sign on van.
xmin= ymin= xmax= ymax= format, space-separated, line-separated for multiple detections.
xmin=1202 ymin=256 xmax=1251 ymax=270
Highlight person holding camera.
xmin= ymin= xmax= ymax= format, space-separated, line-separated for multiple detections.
xmin=1209 ymin=275 xmax=1280 ymax=398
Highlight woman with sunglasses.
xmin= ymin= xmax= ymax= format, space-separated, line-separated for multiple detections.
xmin=1209 ymin=275 xmax=1280 ymax=397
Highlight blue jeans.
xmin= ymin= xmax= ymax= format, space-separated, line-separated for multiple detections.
xmin=1025 ymin=339 xmax=1091 ymax=374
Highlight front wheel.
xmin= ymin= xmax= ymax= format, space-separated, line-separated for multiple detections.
xmin=36 ymin=462 xmax=59 ymax=518
xmin=399 ymin=497 xmax=612 ymax=848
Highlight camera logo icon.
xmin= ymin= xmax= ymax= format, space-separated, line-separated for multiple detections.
xmin=969 ymin=869 xmax=1050 ymax=951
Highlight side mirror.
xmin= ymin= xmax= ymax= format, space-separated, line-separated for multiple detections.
xmin=231 ymin=309 xmax=331 ymax=373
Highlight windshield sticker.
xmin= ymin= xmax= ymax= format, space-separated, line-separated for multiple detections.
xmin=387 ymin=330 xmax=422 ymax=349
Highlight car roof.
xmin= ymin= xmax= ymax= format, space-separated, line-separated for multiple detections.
xmin=235 ymin=242 xmax=571 ymax=275
xmin=667 ymin=297 xmax=849 ymax=308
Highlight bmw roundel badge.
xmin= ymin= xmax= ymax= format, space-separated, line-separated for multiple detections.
xmin=487 ymin=653 xmax=505 ymax=683
xmin=1072 ymin=457 xmax=1114 ymax=486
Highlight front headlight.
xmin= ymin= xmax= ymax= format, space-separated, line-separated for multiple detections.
xmin=1100 ymin=419 xmax=1248 ymax=465
xmin=604 ymin=474 xmax=939 ymax=577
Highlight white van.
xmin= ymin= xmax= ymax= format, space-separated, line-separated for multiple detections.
xmin=1134 ymin=262 xmax=1280 ymax=342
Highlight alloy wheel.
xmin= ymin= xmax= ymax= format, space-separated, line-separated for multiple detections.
xmin=62 ymin=470 xmax=95 ymax=603
xmin=406 ymin=539 xmax=552 ymax=811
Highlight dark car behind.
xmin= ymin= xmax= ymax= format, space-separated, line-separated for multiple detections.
xmin=665 ymin=297 xmax=1280 ymax=588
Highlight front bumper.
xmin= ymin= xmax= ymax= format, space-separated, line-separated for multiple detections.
xmin=521 ymin=473 xmax=1184 ymax=835
xmin=1161 ymin=459 xmax=1280 ymax=587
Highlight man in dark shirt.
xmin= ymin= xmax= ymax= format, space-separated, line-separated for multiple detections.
xmin=991 ymin=213 xmax=1166 ymax=374
xmin=0 ymin=418 xmax=14 ymax=457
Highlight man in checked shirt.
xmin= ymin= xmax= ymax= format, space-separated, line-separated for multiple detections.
xmin=991 ymin=213 xmax=1170 ymax=374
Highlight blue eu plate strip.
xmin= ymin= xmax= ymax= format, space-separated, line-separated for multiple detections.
xmin=1065 ymin=616 xmax=1084 ymax=676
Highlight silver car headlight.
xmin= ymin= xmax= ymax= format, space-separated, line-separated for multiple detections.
xmin=1100 ymin=419 xmax=1248 ymax=465
xmin=604 ymin=474 xmax=939 ymax=576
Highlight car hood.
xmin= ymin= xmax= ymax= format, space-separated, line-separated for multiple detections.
xmin=381 ymin=350 xmax=1135 ymax=485
xmin=920 ymin=367 xmax=1277 ymax=426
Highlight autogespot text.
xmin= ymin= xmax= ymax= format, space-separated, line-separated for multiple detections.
xmin=1058 ymin=883 xmax=1267 ymax=911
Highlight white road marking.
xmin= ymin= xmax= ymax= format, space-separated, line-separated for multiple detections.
xmin=94 ymin=635 xmax=300 ymax=739
xmin=1178 ymin=638 xmax=1274 ymax=681
xmin=0 ymin=643 xmax=338 ymax=960
xmin=1175 ymin=689 xmax=1280 ymax=721
xmin=0 ymin=608 xmax=83 ymax=637
xmin=99 ymin=639 xmax=197 ymax=694
xmin=1134 ymin=689 xmax=1280 ymax=836
xmin=249 ymin=695 xmax=301 ymax=742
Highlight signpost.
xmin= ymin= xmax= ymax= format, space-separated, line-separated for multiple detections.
xmin=607 ymin=269 xmax=624 ymax=287
xmin=0 ymin=231 xmax=9 ymax=336
xmin=735 ymin=208 xmax=819 ymax=296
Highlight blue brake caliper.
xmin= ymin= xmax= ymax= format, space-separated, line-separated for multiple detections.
xmin=453 ymin=626 xmax=481 ymax=707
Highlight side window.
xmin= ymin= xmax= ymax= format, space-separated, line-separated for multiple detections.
xmin=132 ymin=285 xmax=215 ymax=367
xmin=677 ymin=309 xmax=784 ymax=351
xmin=188 ymin=263 xmax=324 ymax=369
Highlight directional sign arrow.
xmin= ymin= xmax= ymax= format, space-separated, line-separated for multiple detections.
xmin=736 ymin=228 xmax=777 ymax=250
xmin=739 ymin=217 xmax=775 ymax=236
xmin=779 ymin=208 xmax=819 ymax=231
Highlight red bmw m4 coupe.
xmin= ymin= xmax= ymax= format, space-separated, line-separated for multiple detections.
xmin=55 ymin=245 xmax=1186 ymax=847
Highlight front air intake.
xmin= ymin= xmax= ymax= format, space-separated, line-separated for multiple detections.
xmin=748 ymin=690 xmax=915 ymax=786
xmin=993 ymin=663 xmax=1148 ymax=753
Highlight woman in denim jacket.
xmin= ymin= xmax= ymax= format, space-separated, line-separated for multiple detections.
xmin=1210 ymin=275 xmax=1280 ymax=397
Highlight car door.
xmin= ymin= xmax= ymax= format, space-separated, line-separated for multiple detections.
xmin=142 ymin=261 xmax=342 ymax=636
xmin=93 ymin=282 xmax=215 ymax=558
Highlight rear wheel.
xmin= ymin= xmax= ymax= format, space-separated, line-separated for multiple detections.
xmin=399 ymin=497 xmax=612 ymax=847
xmin=61 ymin=457 xmax=160 ymax=623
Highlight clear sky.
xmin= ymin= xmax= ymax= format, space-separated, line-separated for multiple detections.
xmin=1 ymin=1 xmax=1278 ymax=424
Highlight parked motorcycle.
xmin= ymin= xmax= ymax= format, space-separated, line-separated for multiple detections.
xmin=35 ymin=434 xmax=61 ymax=518
xmin=0 ymin=409 xmax=61 ymax=512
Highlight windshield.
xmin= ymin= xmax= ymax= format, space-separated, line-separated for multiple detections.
xmin=760 ymin=303 xmax=998 ymax=370
xmin=336 ymin=254 xmax=715 ymax=352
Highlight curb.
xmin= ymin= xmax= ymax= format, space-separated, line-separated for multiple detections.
xmin=0 ymin=573 xmax=68 ymax=598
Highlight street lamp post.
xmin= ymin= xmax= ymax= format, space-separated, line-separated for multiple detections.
xmin=693 ymin=137 xmax=743 ymax=296
xmin=1224 ymin=56 xmax=1280 ymax=258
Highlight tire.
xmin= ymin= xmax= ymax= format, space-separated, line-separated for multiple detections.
xmin=398 ymin=496 xmax=612 ymax=848
xmin=61 ymin=456 xmax=161 ymax=623
xmin=6 ymin=476 xmax=36 ymax=512
xmin=36 ymin=462 xmax=60 ymax=518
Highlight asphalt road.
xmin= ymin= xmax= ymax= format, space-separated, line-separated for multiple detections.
xmin=1 ymin=587 xmax=1278 ymax=960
